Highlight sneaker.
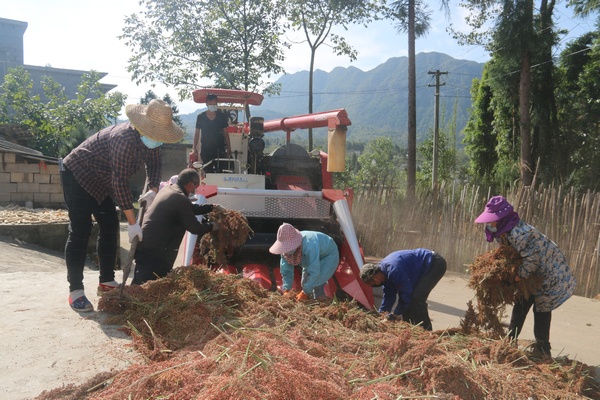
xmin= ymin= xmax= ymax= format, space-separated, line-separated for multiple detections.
xmin=97 ymin=280 xmax=120 ymax=295
xmin=69 ymin=290 xmax=93 ymax=313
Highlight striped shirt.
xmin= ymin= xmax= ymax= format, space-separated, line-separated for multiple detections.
xmin=62 ymin=122 xmax=162 ymax=210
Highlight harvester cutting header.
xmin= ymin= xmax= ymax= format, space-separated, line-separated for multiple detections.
xmin=182 ymin=88 xmax=374 ymax=310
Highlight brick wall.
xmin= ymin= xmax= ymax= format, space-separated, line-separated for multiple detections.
xmin=0 ymin=143 xmax=192 ymax=208
xmin=0 ymin=152 xmax=63 ymax=208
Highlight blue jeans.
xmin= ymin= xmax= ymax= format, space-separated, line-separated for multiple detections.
xmin=61 ymin=168 xmax=119 ymax=292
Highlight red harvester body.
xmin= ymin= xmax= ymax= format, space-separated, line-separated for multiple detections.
xmin=182 ymin=88 xmax=373 ymax=309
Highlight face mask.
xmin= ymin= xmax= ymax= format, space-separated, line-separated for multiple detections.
xmin=485 ymin=223 xmax=497 ymax=233
xmin=207 ymin=105 xmax=218 ymax=112
xmin=140 ymin=135 xmax=163 ymax=149
xmin=283 ymin=246 xmax=302 ymax=265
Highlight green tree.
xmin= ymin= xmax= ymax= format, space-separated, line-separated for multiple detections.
xmin=453 ymin=0 xmax=563 ymax=187
xmin=555 ymin=31 xmax=600 ymax=190
xmin=418 ymin=102 xmax=460 ymax=187
xmin=0 ymin=67 xmax=125 ymax=157
xmin=418 ymin=128 xmax=449 ymax=185
xmin=356 ymin=137 xmax=403 ymax=195
xmin=568 ymin=0 xmax=600 ymax=16
xmin=333 ymin=152 xmax=360 ymax=189
xmin=141 ymin=90 xmax=184 ymax=129
xmin=463 ymin=66 xmax=498 ymax=184
xmin=285 ymin=0 xmax=387 ymax=151
xmin=120 ymin=0 xmax=287 ymax=100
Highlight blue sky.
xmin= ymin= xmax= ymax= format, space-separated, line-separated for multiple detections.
xmin=2 ymin=0 xmax=596 ymax=116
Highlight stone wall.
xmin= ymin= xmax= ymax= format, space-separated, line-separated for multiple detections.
xmin=0 ymin=152 xmax=63 ymax=208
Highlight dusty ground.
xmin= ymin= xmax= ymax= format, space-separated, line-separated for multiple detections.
xmin=1 ymin=228 xmax=599 ymax=400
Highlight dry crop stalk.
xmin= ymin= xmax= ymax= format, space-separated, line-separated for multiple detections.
xmin=199 ymin=208 xmax=253 ymax=267
xmin=465 ymin=245 xmax=542 ymax=336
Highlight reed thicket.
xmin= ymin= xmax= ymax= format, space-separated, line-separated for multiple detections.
xmin=352 ymin=182 xmax=600 ymax=298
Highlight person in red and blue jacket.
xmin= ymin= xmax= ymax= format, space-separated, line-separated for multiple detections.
xmin=360 ymin=249 xmax=446 ymax=331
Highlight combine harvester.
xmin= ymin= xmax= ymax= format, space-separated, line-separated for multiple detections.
xmin=182 ymin=89 xmax=374 ymax=310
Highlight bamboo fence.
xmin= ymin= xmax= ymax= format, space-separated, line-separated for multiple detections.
xmin=352 ymin=183 xmax=600 ymax=298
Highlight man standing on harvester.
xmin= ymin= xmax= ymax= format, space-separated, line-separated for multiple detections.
xmin=191 ymin=93 xmax=230 ymax=172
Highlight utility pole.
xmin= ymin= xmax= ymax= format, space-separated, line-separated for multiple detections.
xmin=428 ymin=70 xmax=447 ymax=191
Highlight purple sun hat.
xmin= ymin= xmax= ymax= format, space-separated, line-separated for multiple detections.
xmin=475 ymin=196 xmax=514 ymax=223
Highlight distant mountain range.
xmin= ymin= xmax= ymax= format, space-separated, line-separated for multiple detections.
xmin=179 ymin=52 xmax=484 ymax=147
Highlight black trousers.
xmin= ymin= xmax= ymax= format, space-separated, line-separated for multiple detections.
xmin=402 ymin=253 xmax=447 ymax=331
xmin=132 ymin=245 xmax=178 ymax=284
xmin=201 ymin=150 xmax=229 ymax=173
xmin=509 ymin=294 xmax=552 ymax=352
xmin=61 ymin=168 xmax=118 ymax=292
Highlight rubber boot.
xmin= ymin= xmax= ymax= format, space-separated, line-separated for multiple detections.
xmin=536 ymin=340 xmax=551 ymax=355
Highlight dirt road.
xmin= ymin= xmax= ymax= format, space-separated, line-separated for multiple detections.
xmin=1 ymin=233 xmax=598 ymax=400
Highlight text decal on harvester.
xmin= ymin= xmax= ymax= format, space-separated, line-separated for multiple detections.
xmin=223 ymin=176 xmax=249 ymax=182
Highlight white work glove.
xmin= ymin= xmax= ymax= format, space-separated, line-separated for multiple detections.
xmin=138 ymin=190 xmax=156 ymax=208
xmin=211 ymin=221 xmax=220 ymax=232
xmin=128 ymin=222 xmax=143 ymax=243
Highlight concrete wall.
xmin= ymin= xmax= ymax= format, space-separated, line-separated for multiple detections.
xmin=129 ymin=142 xmax=192 ymax=198
xmin=0 ymin=143 xmax=192 ymax=208
xmin=0 ymin=17 xmax=27 ymax=76
xmin=1 ymin=17 xmax=115 ymax=101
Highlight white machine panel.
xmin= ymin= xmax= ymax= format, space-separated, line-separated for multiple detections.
xmin=203 ymin=173 xmax=266 ymax=212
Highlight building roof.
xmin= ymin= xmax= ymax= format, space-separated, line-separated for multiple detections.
xmin=0 ymin=136 xmax=59 ymax=164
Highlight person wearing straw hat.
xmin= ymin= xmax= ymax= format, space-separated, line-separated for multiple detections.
xmin=60 ymin=99 xmax=184 ymax=312
xmin=269 ymin=223 xmax=339 ymax=302
xmin=359 ymin=249 xmax=447 ymax=331
xmin=475 ymin=195 xmax=577 ymax=358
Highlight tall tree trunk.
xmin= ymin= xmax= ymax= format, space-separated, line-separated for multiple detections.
xmin=519 ymin=49 xmax=533 ymax=186
xmin=407 ymin=0 xmax=416 ymax=198
xmin=536 ymin=0 xmax=559 ymax=183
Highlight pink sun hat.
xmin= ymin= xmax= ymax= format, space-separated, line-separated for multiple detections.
xmin=474 ymin=196 xmax=514 ymax=223
xmin=269 ymin=223 xmax=303 ymax=254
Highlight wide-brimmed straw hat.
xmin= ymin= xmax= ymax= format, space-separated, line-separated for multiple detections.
xmin=474 ymin=195 xmax=514 ymax=223
xmin=125 ymin=99 xmax=184 ymax=143
xmin=269 ymin=223 xmax=303 ymax=254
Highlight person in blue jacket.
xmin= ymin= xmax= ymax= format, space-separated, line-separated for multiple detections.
xmin=360 ymin=249 xmax=447 ymax=331
xmin=269 ymin=223 xmax=339 ymax=302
